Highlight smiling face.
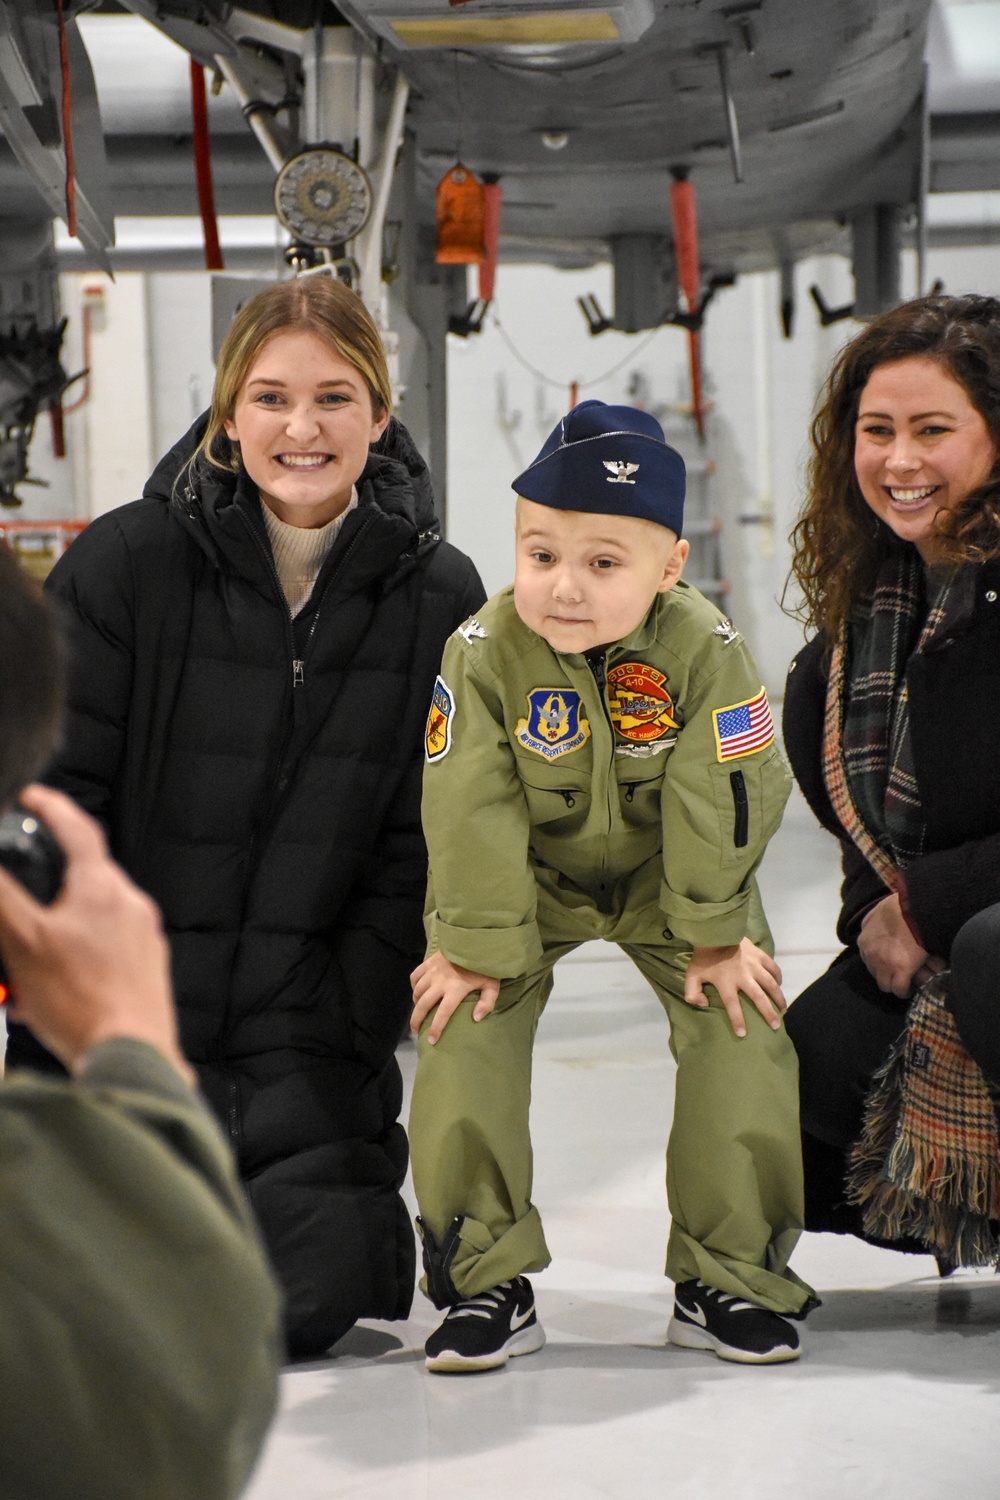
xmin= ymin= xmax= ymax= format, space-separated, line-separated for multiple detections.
xmin=224 ymin=329 xmax=389 ymax=528
xmin=513 ymin=498 xmax=689 ymax=653
xmin=854 ymin=355 xmax=998 ymax=564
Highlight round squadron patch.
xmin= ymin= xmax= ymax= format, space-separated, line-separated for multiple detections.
xmin=607 ymin=661 xmax=680 ymax=743
xmin=425 ymin=676 xmax=455 ymax=762
xmin=515 ymin=689 xmax=591 ymax=761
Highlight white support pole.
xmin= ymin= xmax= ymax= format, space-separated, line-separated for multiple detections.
xmin=356 ymin=69 xmax=410 ymax=315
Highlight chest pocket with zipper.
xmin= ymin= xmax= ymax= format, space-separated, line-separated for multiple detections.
xmin=616 ymin=744 xmax=673 ymax=827
xmin=517 ymin=757 xmax=592 ymax=833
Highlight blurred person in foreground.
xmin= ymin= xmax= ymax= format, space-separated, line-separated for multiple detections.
xmin=0 ymin=544 xmax=281 ymax=1500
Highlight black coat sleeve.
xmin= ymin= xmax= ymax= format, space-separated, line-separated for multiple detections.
xmin=43 ymin=515 xmax=136 ymax=832
xmin=782 ymin=635 xmax=838 ymax=837
xmin=783 ymin=635 xmax=891 ymax=941
xmin=338 ymin=548 xmax=487 ymax=1068
xmin=902 ymin=839 xmax=1000 ymax=958
xmin=783 ymin=630 xmax=1000 ymax=957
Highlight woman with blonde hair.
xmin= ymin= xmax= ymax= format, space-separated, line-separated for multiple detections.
xmin=783 ymin=293 xmax=1000 ymax=1265
xmin=7 ymin=274 xmax=485 ymax=1356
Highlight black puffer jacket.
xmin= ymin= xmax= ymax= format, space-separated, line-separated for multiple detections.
xmin=783 ymin=557 xmax=1000 ymax=958
xmin=23 ymin=417 xmax=485 ymax=1354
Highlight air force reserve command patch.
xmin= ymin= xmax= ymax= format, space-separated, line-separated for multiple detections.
xmin=425 ymin=676 xmax=455 ymax=762
xmin=515 ymin=689 xmax=591 ymax=761
xmin=713 ymin=687 xmax=775 ymax=762
xmin=607 ymin=661 xmax=680 ymax=744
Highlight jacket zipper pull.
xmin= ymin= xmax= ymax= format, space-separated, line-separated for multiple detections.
xmin=292 ymin=659 xmax=307 ymax=724
xmin=587 ymin=650 xmax=607 ymax=692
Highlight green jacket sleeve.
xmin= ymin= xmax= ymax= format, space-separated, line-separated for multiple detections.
xmin=422 ymin=638 xmax=543 ymax=977
xmin=659 ymin=640 xmax=791 ymax=947
xmin=0 ymin=1039 xmax=281 ymax=1500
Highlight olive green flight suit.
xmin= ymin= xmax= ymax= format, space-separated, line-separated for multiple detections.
xmin=410 ymin=582 xmax=814 ymax=1315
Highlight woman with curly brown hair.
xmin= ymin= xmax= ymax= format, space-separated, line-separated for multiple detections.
xmin=783 ymin=294 xmax=1000 ymax=1264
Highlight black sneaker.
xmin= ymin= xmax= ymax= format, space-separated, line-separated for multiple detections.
xmin=425 ymin=1277 xmax=545 ymax=1372
xmin=668 ymin=1279 xmax=801 ymax=1364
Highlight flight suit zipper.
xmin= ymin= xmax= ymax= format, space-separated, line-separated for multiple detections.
xmin=585 ymin=647 xmax=615 ymax=890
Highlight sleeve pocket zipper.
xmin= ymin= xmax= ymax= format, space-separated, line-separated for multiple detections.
xmin=730 ymin=769 xmax=749 ymax=848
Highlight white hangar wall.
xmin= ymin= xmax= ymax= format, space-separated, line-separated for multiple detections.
xmin=445 ymin=244 xmax=1000 ymax=698
xmin=13 ymin=242 xmax=1000 ymax=696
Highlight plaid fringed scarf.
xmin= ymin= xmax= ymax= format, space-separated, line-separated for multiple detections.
xmin=846 ymin=974 xmax=1000 ymax=1265
xmin=822 ymin=550 xmax=962 ymax=880
xmin=821 ymin=552 xmax=999 ymax=1264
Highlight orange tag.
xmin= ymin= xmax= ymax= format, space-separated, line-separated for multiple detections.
xmin=436 ymin=164 xmax=486 ymax=264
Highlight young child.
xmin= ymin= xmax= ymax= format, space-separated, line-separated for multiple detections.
xmin=409 ymin=400 xmax=815 ymax=1372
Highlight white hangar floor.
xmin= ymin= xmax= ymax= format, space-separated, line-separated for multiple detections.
xmin=245 ymin=786 xmax=1000 ymax=1500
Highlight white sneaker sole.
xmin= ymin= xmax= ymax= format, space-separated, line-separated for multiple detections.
xmin=667 ymin=1315 xmax=800 ymax=1365
xmin=426 ymin=1319 xmax=546 ymax=1373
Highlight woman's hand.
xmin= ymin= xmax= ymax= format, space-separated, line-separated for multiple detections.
xmin=683 ymin=938 xmax=786 ymax=1038
xmin=858 ymin=893 xmax=931 ymax=998
xmin=410 ymin=951 xmax=501 ymax=1044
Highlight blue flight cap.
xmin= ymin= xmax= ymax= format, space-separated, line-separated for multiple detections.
xmin=511 ymin=399 xmax=686 ymax=534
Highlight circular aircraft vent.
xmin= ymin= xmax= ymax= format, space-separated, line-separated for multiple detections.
xmin=273 ymin=149 xmax=373 ymax=247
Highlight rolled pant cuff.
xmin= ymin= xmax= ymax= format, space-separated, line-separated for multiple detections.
xmin=666 ymin=1225 xmax=816 ymax=1316
xmin=418 ymin=1208 xmax=550 ymax=1305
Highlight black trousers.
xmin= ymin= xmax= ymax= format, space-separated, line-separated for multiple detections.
xmin=785 ymin=903 xmax=1000 ymax=1240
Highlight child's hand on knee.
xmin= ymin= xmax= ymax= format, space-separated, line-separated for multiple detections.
xmin=410 ymin=951 xmax=501 ymax=1044
xmin=683 ymin=938 xmax=786 ymax=1038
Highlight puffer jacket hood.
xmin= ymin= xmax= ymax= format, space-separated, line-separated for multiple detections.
xmin=140 ymin=412 xmax=443 ymax=591
xmin=143 ymin=410 xmax=440 ymax=530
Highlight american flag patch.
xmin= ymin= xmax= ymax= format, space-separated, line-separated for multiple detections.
xmin=712 ymin=687 xmax=775 ymax=762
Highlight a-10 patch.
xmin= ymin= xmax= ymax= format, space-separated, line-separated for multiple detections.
xmin=607 ymin=661 xmax=680 ymax=744
xmin=515 ymin=688 xmax=591 ymax=760
xmin=425 ymin=676 xmax=455 ymax=762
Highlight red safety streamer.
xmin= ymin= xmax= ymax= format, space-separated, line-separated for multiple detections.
xmin=669 ymin=174 xmax=706 ymax=442
xmin=190 ymin=60 xmax=224 ymax=272
xmin=49 ymin=405 xmax=66 ymax=459
xmin=63 ymin=299 xmax=93 ymax=416
xmin=478 ymin=181 xmax=502 ymax=302
xmin=56 ymin=0 xmax=76 ymax=237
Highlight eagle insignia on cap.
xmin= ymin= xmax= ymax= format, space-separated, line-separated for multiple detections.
xmin=603 ymin=460 xmax=639 ymax=484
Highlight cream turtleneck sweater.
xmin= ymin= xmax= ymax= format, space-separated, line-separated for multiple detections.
xmin=260 ymin=487 xmax=358 ymax=616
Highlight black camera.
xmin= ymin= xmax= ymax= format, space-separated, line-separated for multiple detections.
xmin=0 ymin=807 xmax=66 ymax=992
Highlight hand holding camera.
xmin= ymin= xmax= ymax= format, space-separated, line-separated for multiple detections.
xmin=0 ymin=786 xmax=193 ymax=1084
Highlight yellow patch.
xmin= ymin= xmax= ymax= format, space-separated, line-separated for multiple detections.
xmin=425 ymin=676 xmax=455 ymax=762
